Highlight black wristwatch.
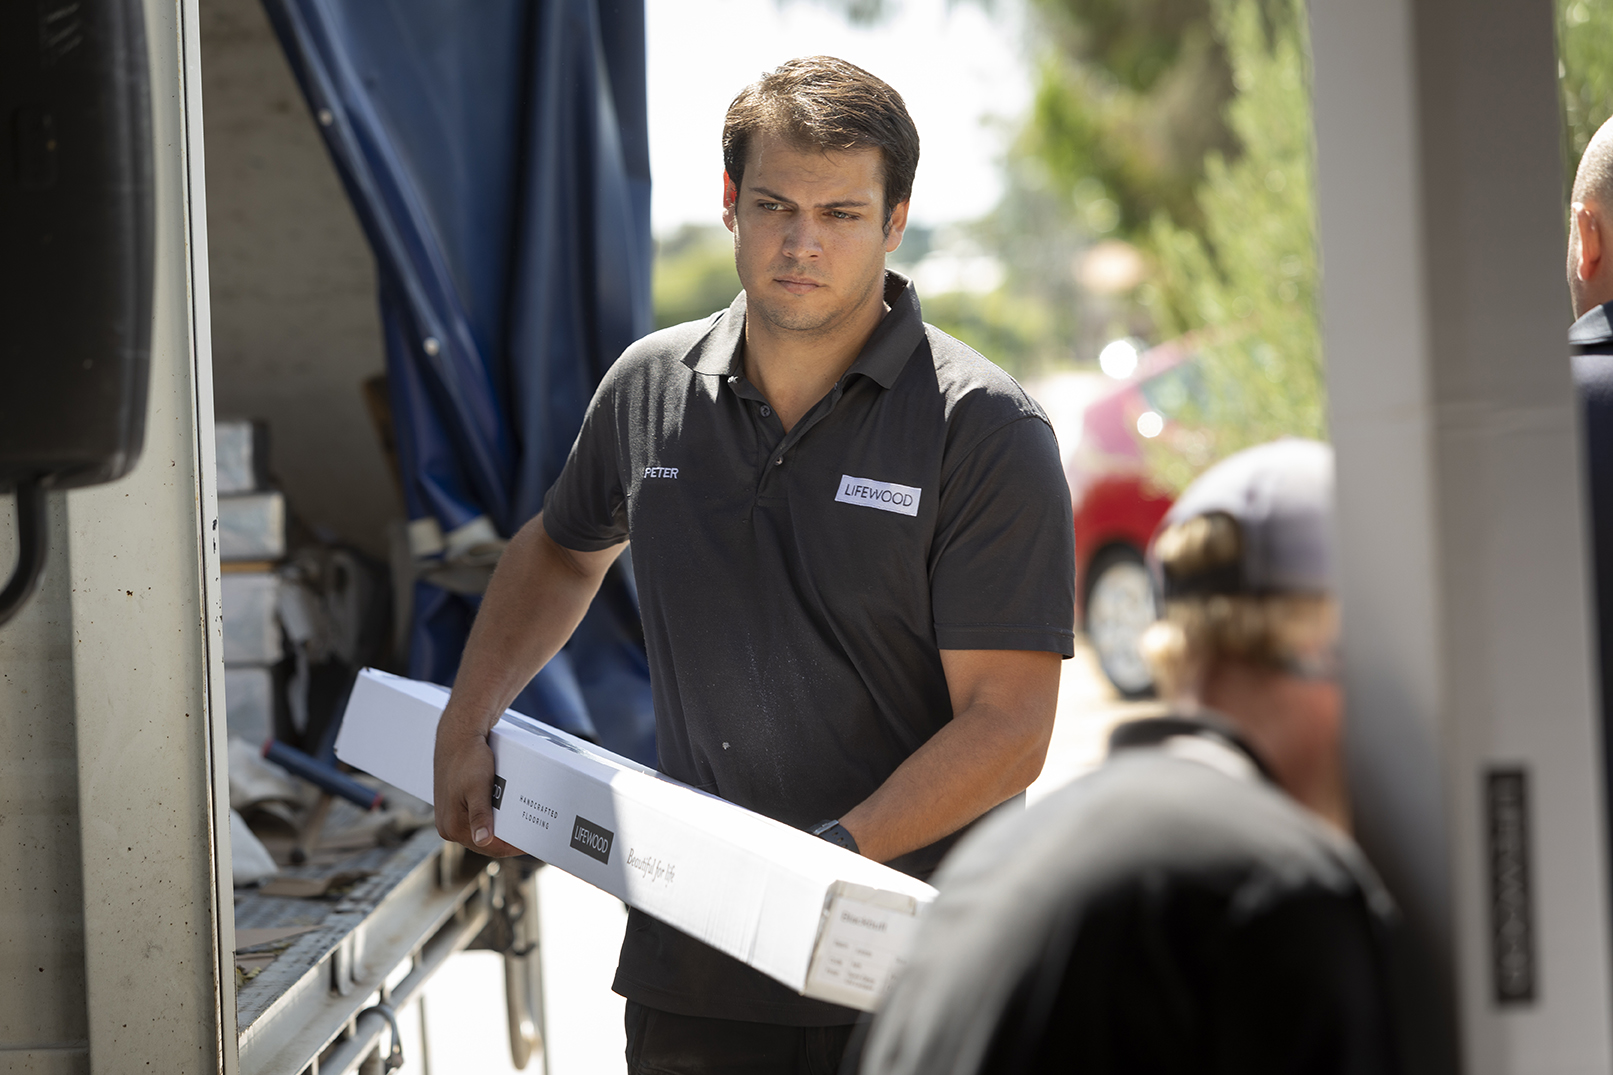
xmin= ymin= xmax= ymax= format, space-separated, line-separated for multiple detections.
xmin=810 ymin=819 xmax=860 ymax=854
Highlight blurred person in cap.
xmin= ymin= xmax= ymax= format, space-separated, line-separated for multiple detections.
xmin=855 ymin=439 xmax=1406 ymax=1075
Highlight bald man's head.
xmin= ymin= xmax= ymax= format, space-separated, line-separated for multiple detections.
xmin=1569 ymin=116 xmax=1613 ymax=318
xmin=1576 ymin=118 xmax=1613 ymax=209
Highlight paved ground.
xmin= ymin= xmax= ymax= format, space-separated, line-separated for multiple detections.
xmin=402 ymin=637 xmax=1157 ymax=1074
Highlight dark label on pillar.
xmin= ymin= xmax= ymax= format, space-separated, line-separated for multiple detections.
xmin=1487 ymin=767 xmax=1535 ymax=1004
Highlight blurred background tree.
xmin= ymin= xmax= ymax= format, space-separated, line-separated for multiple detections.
xmin=1560 ymin=0 xmax=1613 ymax=181
xmin=1006 ymin=0 xmax=1322 ymax=489
xmin=1016 ymin=0 xmax=1237 ymax=243
xmin=652 ymin=224 xmax=740 ymax=330
xmin=1141 ymin=0 xmax=1322 ymax=487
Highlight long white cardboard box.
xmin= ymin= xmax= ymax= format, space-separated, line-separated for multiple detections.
xmin=335 ymin=669 xmax=936 ymax=1011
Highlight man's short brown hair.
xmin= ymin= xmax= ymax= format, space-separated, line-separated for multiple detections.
xmin=722 ymin=56 xmax=920 ymax=228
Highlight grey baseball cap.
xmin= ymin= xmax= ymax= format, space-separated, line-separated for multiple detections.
xmin=1156 ymin=438 xmax=1335 ymax=598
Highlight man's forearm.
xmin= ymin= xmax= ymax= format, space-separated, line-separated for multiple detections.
xmin=437 ymin=514 xmax=620 ymax=741
xmin=839 ymin=650 xmax=1060 ymax=864
xmin=434 ymin=515 xmax=623 ymax=853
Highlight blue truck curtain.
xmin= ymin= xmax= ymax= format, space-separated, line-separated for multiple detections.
xmin=261 ymin=0 xmax=657 ymax=764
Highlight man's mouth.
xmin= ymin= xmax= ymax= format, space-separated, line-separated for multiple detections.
xmin=775 ymin=276 xmax=823 ymax=296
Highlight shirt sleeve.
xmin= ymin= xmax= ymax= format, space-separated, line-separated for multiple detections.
xmin=541 ymin=371 xmax=630 ymax=552
xmin=929 ymin=415 xmax=1076 ymax=656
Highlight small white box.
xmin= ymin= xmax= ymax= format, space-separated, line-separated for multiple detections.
xmin=219 ymin=491 xmax=286 ymax=562
xmin=215 ymin=419 xmax=267 ymax=495
xmin=225 ymin=665 xmax=275 ymax=744
xmin=335 ymin=669 xmax=935 ymax=1011
xmin=221 ymin=573 xmax=282 ymax=664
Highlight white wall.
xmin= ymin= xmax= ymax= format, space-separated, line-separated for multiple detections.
xmin=200 ymin=0 xmax=399 ymax=559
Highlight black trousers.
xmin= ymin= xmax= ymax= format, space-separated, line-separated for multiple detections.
xmin=624 ymin=1000 xmax=857 ymax=1075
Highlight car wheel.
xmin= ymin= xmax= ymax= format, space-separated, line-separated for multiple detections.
xmin=1085 ymin=546 xmax=1158 ymax=698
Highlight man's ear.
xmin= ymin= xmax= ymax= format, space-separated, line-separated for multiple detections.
xmin=722 ymin=171 xmax=738 ymax=233
xmin=884 ymin=199 xmax=911 ymax=254
xmin=1575 ymin=201 xmax=1603 ymax=282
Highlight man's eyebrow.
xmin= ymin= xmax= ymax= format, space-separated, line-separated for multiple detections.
xmin=747 ymin=185 xmax=871 ymax=210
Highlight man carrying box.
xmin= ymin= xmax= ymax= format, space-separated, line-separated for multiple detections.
xmin=433 ymin=55 xmax=1075 ymax=1074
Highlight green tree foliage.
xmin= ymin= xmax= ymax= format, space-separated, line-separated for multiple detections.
xmin=1142 ymin=0 xmax=1322 ymax=489
xmin=1019 ymin=0 xmax=1236 ymax=241
xmin=652 ymin=225 xmax=741 ymax=330
xmin=1559 ymin=0 xmax=1613 ymax=173
xmin=921 ymin=288 xmax=1058 ymax=376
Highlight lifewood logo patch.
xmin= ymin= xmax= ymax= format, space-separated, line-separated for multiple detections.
xmin=570 ymin=815 xmax=615 ymax=864
xmin=491 ymin=775 xmax=507 ymax=810
xmin=834 ymin=474 xmax=922 ymax=517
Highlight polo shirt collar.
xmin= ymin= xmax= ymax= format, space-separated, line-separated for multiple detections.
xmin=1571 ymin=300 xmax=1613 ymax=354
xmin=681 ymin=270 xmax=924 ymax=389
xmin=1107 ymin=711 xmax=1279 ymax=786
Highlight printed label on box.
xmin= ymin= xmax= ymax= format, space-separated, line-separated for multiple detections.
xmin=570 ymin=815 xmax=615 ymax=864
xmin=804 ymin=885 xmax=922 ymax=1009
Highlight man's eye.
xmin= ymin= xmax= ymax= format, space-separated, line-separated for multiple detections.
xmin=759 ymin=202 xmax=783 ymax=212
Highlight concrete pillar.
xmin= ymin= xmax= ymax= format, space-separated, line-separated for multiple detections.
xmin=1310 ymin=0 xmax=1613 ymax=1070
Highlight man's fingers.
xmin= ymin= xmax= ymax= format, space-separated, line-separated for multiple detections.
xmin=462 ymin=801 xmax=523 ymax=857
xmin=434 ymin=730 xmax=521 ymax=856
xmin=467 ymin=803 xmax=496 ymax=849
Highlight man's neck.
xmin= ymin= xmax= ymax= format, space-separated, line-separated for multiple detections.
xmin=1195 ymin=662 xmax=1350 ymax=832
xmin=742 ymin=277 xmax=889 ymax=432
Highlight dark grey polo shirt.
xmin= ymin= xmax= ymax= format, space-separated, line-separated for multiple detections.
xmin=542 ymin=270 xmax=1075 ymax=1025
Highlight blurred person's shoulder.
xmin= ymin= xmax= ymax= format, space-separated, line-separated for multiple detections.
xmin=940 ymin=735 xmax=1376 ymax=908
xmin=859 ymin=737 xmax=1396 ymax=1075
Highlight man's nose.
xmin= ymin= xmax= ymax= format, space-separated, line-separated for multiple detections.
xmin=782 ymin=217 xmax=824 ymax=260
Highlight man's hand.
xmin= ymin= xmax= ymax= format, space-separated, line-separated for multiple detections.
xmin=434 ymin=722 xmax=524 ymax=857
xmin=428 ymin=512 xmax=623 ymax=855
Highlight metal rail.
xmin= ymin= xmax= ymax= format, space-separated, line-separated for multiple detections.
xmin=236 ymin=832 xmax=491 ymax=1075
xmin=311 ymin=884 xmax=488 ymax=1075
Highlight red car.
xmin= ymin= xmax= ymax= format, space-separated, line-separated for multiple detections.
xmin=1064 ymin=342 xmax=1208 ymax=696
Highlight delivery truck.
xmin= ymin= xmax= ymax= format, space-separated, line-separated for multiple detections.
xmin=0 ymin=0 xmax=651 ymax=1071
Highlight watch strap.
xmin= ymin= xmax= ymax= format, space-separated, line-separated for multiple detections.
xmin=810 ymin=819 xmax=859 ymax=854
